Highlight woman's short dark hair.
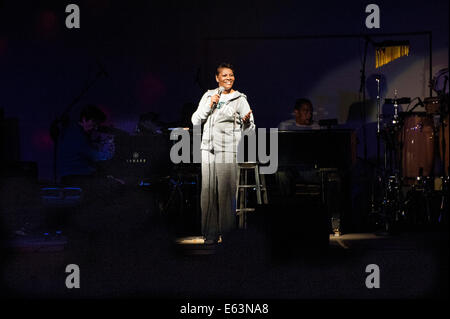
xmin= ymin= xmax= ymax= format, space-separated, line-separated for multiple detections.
xmin=294 ymin=98 xmax=313 ymax=111
xmin=216 ymin=62 xmax=235 ymax=75
xmin=79 ymin=104 xmax=106 ymax=123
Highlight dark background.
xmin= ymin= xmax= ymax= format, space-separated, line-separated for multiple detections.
xmin=0 ymin=0 xmax=448 ymax=302
xmin=0 ymin=0 xmax=448 ymax=181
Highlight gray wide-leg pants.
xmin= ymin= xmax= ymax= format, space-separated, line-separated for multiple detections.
xmin=201 ymin=150 xmax=237 ymax=240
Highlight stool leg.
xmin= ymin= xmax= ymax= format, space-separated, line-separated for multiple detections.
xmin=260 ymin=172 xmax=268 ymax=204
xmin=255 ymin=166 xmax=262 ymax=205
xmin=236 ymin=167 xmax=242 ymax=228
xmin=243 ymin=169 xmax=249 ymax=229
xmin=236 ymin=166 xmax=241 ymax=202
xmin=238 ymin=169 xmax=246 ymax=229
xmin=239 ymin=191 xmax=245 ymax=228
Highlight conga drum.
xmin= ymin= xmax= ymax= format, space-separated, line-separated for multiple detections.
xmin=424 ymin=97 xmax=441 ymax=114
xmin=401 ymin=112 xmax=435 ymax=184
xmin=426 ymin=96 xmax=450 ymax=175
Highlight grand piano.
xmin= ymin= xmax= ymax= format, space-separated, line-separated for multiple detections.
xmin=264 ymin=128 xmax=357 ymax=236
xmin=276 ymin=129 xmax=357 ymax=169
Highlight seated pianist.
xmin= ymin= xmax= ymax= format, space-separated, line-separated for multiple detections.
xmin=277 ymin=98 xmax=348 ymax=235
xmin=278 ymin=98 xmax=320 ymax=130
xmin=276 ymin=98 xmax=322 ymax=195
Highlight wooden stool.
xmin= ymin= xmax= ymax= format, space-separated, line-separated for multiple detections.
xmin=236 ymin=162 xmax=268 ymax=229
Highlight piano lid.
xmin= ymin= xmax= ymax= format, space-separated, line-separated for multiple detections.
xmin=275 ymin=129 xmax=356 ymax=169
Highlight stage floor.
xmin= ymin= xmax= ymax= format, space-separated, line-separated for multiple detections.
xmin=1 ymin=226 xmax=448 ymax=299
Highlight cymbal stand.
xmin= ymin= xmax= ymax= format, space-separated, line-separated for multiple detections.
xmin=371 ymin=77 xmax=382 ymax=214
xmin=438 ymin=76 xmax=449 ymax=224
xmin=376 ymin=90 xmax=405 ymax=233
xmin=393 ymin=89 xmax=400 ymax=125
xmin=376 ymin=77 xmax=382 ymax=173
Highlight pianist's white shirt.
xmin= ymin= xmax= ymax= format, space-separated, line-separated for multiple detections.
xmin=277 ymin=119 xmax=321 ymax=130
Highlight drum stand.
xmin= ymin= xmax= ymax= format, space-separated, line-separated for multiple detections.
xmin=381 ymin=122 xmax=405 ymax=233
xmin=437 ymin=77 xmax=449 ymax=225
xmin=371 ymin=88 xmax=406 ymax=233
xmin=370 ymin=78 xmax=381 ymax=219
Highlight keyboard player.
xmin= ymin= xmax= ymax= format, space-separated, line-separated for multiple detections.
xmin=278 ymin=98 xmax=320 ymax=130
xmin=277 ymin=98 xmax=322 ymax=193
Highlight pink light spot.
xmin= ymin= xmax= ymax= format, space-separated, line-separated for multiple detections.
xmin=32 ymin=130 xmax=53 ymax=151
xmin=136 ymin=73 xmax=167 ymax=111
xmin=36 ymin=11 xmax=59 ymax=37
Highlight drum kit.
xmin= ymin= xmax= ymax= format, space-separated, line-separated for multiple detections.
xmin=371 ymin=74 xmax=449 ymax=233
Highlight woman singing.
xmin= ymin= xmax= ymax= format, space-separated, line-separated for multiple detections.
xmin=191 ymin=63 xmax=255 ymax=244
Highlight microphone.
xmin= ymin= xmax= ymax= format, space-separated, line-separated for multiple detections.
xmin=212 ymin=86 xmax=225 ymax=110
